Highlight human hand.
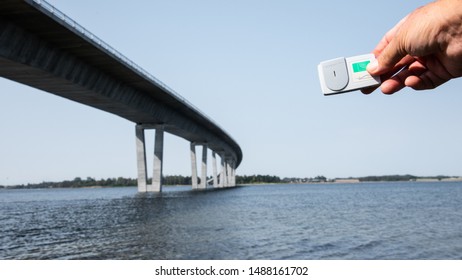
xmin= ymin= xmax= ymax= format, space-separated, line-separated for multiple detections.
xmin=362 ymin=0 xmax=462 ymax=95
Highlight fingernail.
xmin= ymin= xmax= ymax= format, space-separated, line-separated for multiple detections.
xmin=367 ymin=59 xmax=378 ymax=73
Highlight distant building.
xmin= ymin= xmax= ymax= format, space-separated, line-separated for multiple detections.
xmin=334 ymin=178 xmax=360 ymax=184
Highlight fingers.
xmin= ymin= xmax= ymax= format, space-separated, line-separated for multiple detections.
xmin=404 ymin=57 xmax=451 ymax=90
xmin=372 ymin=59 xmax=450 ymax=94
xmin=362 ymin=56 xmax=416 ymax=94
xmin=405 ymin=70 xmax=449 ymax=90
xmin=379 ymin=71 xmax=408 ymax=94
xmin=361 ymin=74 xmax=405 ymax=95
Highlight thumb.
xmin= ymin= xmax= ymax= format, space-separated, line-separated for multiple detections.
xmin=368 ymin=38 xmax=407 ymax=76
xmin=367 ymin=16 xmax=409 ymax=75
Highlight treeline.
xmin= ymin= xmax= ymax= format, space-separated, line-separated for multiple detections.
xmin=1 ymin=175 xmax=282 ymax=189
xmin=0 ymin=177 xmax=137 ymax=189
xmin=357 ymin=174 xmax=452 ymax=182
xmin=0 ymin=176 xmax=194 ymax=189
xmin=163 ymin=175 xmax=192 ymax=185
xmin=2 ymin=174 xmax=287 ymax=189
xmin=235 ymin=175 xmax=328 ymax=184
xmin=236 ymin=175 xmax=281 ymax=184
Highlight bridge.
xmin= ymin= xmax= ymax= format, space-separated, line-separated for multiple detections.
xmin=0 ymin=0 xmax=242 ymax=192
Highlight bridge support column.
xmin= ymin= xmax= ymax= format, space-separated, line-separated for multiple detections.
xmin=230 ymin=160 xmax=236 ymax=186
xmin=220 ymin=154 xmax=226 ymax=188
xmin=190 ymin=143 xmax=198 ymax=189
xmin=226 ymin=161 xmax=232 ymax=187
xmin=135 ymin=125 xmax=148 ymax=192
xmin=212 ymin=152 xmax=218 ymax=188
xmin=149 ymin=126 xmax=164 ymax=192
xmin=135 ymin=124 xmax=164 ymax=193
xmin=200 ymin=144 xmax=208 ymax=189
xmin=191 ymin=143 xmax=208 ymax=189
xmin=218 ymin=154 xmax=223 ymax=188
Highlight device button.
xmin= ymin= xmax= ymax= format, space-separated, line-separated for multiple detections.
xmin=322 ymin=58 xmax=349 ymax=91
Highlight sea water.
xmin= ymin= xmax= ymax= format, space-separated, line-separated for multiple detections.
xmin=1 ymin=182 xmax=461 ymax=259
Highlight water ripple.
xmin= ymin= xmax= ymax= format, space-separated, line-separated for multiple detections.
xmin=1 ymin=182 xmax=462 ymax=259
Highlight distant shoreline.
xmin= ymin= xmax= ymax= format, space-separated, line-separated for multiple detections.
xmin=242 ymin=178 xmax=462 ymax=185
xmin=2 ymin=174 xmax=462 ymax=189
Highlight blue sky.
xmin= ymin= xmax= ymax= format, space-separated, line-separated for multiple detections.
xmin=2 ymin=0 xmax=462 ymax=185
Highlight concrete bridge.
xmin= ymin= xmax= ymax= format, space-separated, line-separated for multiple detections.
xmin=0 ymin=0 xmax=242 ymax=192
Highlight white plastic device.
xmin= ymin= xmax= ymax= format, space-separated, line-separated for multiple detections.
xmin=318 ymin=54 xmax=381 ymax=95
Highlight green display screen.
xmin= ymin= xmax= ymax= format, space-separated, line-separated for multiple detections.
xmin=352 ymin=61 xmax=370 ymax=73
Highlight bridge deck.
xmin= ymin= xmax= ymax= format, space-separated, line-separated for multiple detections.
xmin=0 ymin=0 xmax=242 ymax=166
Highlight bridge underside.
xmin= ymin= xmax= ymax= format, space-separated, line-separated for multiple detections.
xmin=0 ymin=18 xmax=239 ymax=162
xmin=0 ymin=0 xmax=242 ymax=191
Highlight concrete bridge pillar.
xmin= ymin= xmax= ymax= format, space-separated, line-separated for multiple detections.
xmin=231 ymin=160 xmax=236 ymax=186
xmin=135 ymin=124 xmax=164 ymax=192
xmin=222 ymin=159 xmax=236 ymax=187
xmin=226 ymin=160 xmax=232 ymax=187
xmin=190 ymin=143 xmax=198 ymax=189
xmin=212 ymin=151 xmax=218 ymax=188
xmin=220 ymin=154 xmax=226 ymax=188
xmin=135 ymin=125 xmax=148 ymax=192
xmin=200 ymin=144 xmax=208 ymax=189
xmin=191 ymin=143 xmax=208 ymax=189
xmin=149 ymin=126 xmax=164 ymax=192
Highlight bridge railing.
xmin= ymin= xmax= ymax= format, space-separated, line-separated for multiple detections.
xmin=27 ymin=0 xmax=239 ymax=146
